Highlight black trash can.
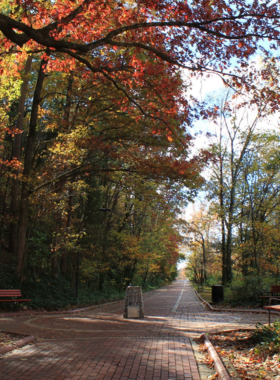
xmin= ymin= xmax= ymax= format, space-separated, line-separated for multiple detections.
xmin=212 ymin=285 xmax=224 ymax=303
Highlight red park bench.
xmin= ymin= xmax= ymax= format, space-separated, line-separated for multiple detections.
xmin=264 ymin=298 xmax=280 ymax=325
xmin=0 ymin=289 xmax=30 ymax=304
xmin=259 ymin=285 xmax=280 ymax=307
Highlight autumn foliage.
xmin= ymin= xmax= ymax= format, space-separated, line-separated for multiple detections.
xmin=1 ymin=0 xmax=280 ymax=305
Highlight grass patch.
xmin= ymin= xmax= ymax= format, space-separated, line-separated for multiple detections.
xmin=196 ymin=285 xmax=212 ymax=303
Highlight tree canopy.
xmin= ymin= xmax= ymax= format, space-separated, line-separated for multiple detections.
xmin=1 ymin=0 xmax=280 ymax=306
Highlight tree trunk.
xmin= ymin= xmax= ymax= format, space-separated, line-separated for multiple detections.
xmin=15 ymin=56 xmax=48 ymax=280
xmin=51 ymin=216 xmax=61 ymax=278
xmin=225 ymin=223 xmax=232 ymax=283
xmin=60 ymin=193 xmax=73 ymax=275
xmin=60 ymin=75 xmax=74 ymax=275
xmin=9 ymin=55 xmax=32 ymax=255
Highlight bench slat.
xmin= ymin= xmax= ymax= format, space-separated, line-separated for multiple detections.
xmin=0 ymin=291 xmax=22 ymax=296
xmin=0 ymin=292 xmax=21 ymax=297
xmin=0 ymin=299 xmax=30 ymax=302
xmin=0 ymin=291 xmax=21 ymax=293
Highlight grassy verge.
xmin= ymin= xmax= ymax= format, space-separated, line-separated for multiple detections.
xmin=195 ymin=286 xmax=212 ymax=303
xmin=195 ymin=284 xmax=263 ymax=309
xmin=195 ymin=284 xmax=234 ymax=307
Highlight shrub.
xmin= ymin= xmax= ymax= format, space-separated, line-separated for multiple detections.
xmin=251 ymin=322 xmax=280 ymax=355
xmin=229 ymin=275 xmax=275 ymax=306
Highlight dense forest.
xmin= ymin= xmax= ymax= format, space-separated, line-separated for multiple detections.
xmin=1 ymin=0 xmax=280 ymax=308
xmin=0 ymin=47 xmax=203 ymax=309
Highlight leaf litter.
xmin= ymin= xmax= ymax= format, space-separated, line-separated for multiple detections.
xmin=201 ymin=330 xmax=280 ymax=380
xmin=0 ymin=331 xmax=24 ymax=347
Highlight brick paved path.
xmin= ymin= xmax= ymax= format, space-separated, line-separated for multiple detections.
xmin=0 ymin=280 xmax=276 ymax=380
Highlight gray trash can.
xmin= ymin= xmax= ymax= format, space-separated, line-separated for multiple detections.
xmin=212 ymin=285 xmax=224 ymax=303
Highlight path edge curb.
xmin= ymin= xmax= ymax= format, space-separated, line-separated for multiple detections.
xmin=192 ymin=287 xmax=213 ymax=311
xmin=0 ymin=335 xmax=35 ymax=355
xmin=0 ymin=299 xmax=123 ymax=318
xmin=199 ymin=333 xmax=232 ymax=380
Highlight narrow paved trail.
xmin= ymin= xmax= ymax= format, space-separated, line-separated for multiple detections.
xmin=0 ymin=280 xmax=275 ymax=379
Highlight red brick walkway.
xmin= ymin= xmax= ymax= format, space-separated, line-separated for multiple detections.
xmin=0 ymin=280 xmax=274 ymax=379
